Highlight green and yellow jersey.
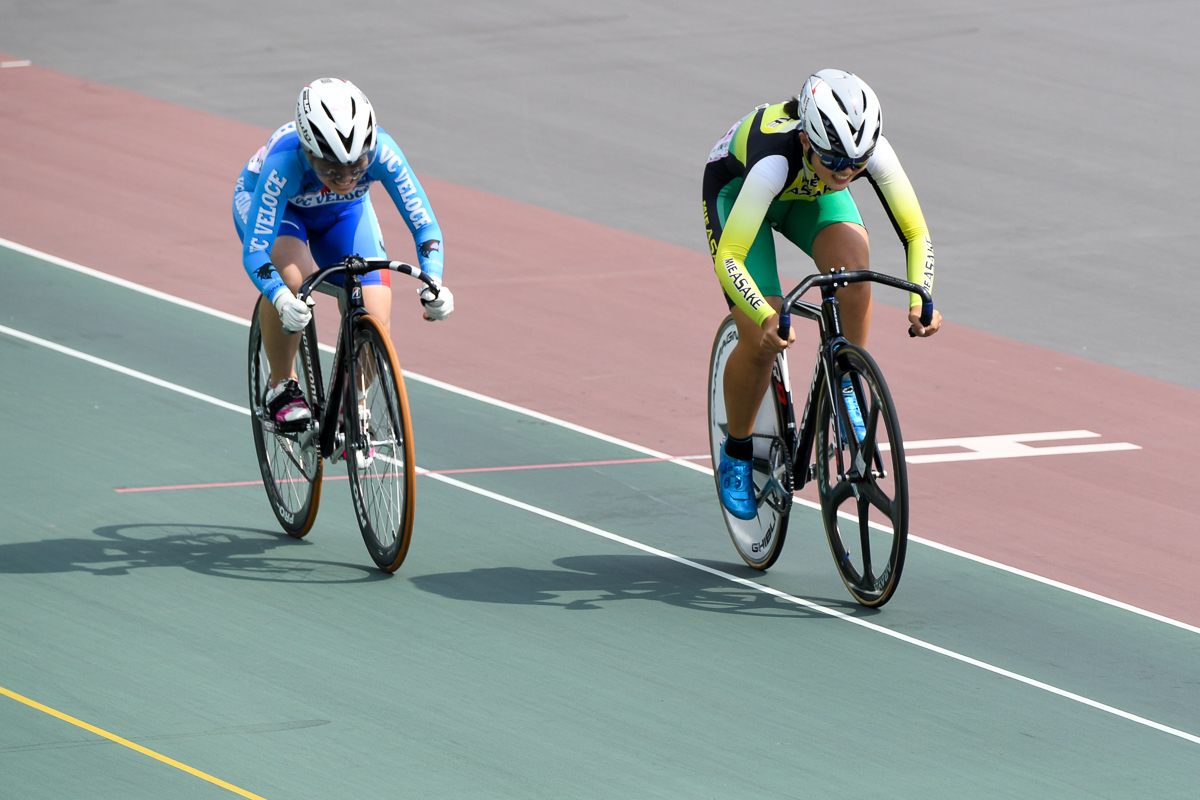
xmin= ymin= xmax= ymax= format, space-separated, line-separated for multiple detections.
xmin=702 ymin=103 xmax=935 ymax=326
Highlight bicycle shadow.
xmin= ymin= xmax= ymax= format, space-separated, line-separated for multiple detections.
xmin=411 ymin=554 xmax=866 ymax=618
xmin=0 ymin=523 xmax=386 ymax=584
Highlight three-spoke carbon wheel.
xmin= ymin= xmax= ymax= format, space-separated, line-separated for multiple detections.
xmin=814 ymin=344 xmax=908 ymax=607
xmin=707 ymin=315 xmax=793 ymax=570
xmin=344 ymin=314 xmax=416 ymax=572
xmin=248 ymin=297 xmax=323 ymax=538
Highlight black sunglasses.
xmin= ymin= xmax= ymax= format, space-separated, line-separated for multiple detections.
xmin=808 ymin=145 xmax=872 ymax=173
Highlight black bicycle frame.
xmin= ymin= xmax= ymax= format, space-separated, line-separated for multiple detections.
xmin=294 ymin=255 xmax=437 ymax=461
xmin=773 ymin=269 xmax=933 ymax=491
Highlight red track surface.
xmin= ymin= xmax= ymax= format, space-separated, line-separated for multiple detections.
xmin=4 ymin=58 xmax=1198 ymax=624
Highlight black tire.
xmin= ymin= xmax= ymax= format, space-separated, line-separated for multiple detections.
xmin=707 ymin=315 xmax=792 ymax=570
xmin=248 ymin=297 xmax=323 ymax=537
xmin=814 ymin=344 xmax=908 ymax=607
xmin=344 ymin=314 xmax=416 ymax=572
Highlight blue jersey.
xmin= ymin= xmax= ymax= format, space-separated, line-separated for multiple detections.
xmin=234 ymin=123 xmax=444 ymax=302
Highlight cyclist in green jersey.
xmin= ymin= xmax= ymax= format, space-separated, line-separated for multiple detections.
xmin=703 ymin=69 xmax=943 ymax=520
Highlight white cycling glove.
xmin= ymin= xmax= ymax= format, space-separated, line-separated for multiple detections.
xmin=419 ymin=281 xmax=454 ymax=321
xmin=272 ymin=289 xmax=312 ymax=333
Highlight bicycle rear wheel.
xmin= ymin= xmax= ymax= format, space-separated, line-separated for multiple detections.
xmin=248 ymin=297 xmax=323 ymax=537
xmin=814 ymin=343 xmax=908 ymax=606
xmin=344 ymin=314 xmax=416 ymax=572
xmin=707 ymin=315 xmax=792 ymax=570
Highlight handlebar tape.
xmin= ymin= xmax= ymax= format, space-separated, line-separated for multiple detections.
xmin=908 ymin=301 xmax=935 ymax=337
xmin=777 ymin=313 xmax=791 ymax=341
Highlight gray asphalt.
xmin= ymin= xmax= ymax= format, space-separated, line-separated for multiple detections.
xmin=3 ymin=1 xmax=1199 ymax=389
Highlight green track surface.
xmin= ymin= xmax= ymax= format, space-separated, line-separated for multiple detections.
xmin=2 ymin=246 xmax=1198 ymax=798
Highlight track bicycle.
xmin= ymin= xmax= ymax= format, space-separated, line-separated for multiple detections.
xmin=707 ymin=269 xmax=933 ymax=606
xmin=247 ymin=255 xmax=438 ymax=572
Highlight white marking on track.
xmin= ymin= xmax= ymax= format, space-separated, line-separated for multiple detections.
xmin=0 ymin=324 xmax=249 ymax=416
xmin=1 ymin=60 xmax=32 ymax=68
xmin=424 ymin=470 xmax=1200 ymax=748
xmin=0 ymin=236 xmax=1189 ymax=638
xmin=887 ymin=430 xmax=1140 ymax=463
xmin=7 ymin=314 xmax=1200 ymax=737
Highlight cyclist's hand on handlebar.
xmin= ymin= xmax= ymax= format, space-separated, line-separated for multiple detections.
xmin=760 ymin=313 xmax=795 ymax=353
xmin=908 ymin=307 xmax=942 ymax=337
xmin=419 ymin=281 xmax=454 ymax=321
xmin=272 ymin=289 xmax=312 ymax=334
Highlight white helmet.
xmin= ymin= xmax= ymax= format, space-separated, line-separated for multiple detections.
xmin=295 ymin=78 xmax=377 ymax=164
xmin=798 ymin=69 xmax=881 ymax=163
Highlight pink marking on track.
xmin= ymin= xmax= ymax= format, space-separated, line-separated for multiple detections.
xmin=114 ymin=455 xmax=710 ymax=494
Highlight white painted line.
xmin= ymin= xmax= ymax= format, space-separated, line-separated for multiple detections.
xmin=425 ymin=470 xmax=1200 ymax=748
xmin=1 ymin=60 xmax=32 ymax=68
xmin=886 ymin=430 xmax=1141 ymax=464
xmin=685 ymin=460 xmax=1200 ymax=637
xmin=0 ymin=237 xmax=708 ymax=471
xmin=7 ymin=314 xmax=1200 ymax=734
xmin=0 ymin=324 xmax=249 ymax=416
xmin=0 ymin=237 xmax=250 ymax=327
xmin=401 ymin=370 xmax=710 ymax=474
xmin=906 ymin=534 xmax=1200 ymax=635
xmin=0 ymin=237 xmax=1191 ymax=637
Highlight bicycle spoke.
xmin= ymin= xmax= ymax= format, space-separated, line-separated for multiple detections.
xmin=248 ymin=297 xmax=322 ymax=538
xmin=857 ymin=494 xmax=875 ymax=585
xmin=272 ymin=432 xmax=311 ymax=475
xmin=816 ymin=344 xmax=909 ymax=607
xmin=344 ymin=315 xmax=415 ymax=571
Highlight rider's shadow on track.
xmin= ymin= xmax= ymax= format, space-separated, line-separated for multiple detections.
xmin=0 ymin=523 xmax=387 ymax=584
xmin=411 ymin=554 xmax=864 ymax=618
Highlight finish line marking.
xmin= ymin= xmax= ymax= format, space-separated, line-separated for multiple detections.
xmin=0 ymin=686 xmax=269 ymax=799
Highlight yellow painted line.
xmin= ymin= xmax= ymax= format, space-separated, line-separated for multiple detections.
xmin=0 ymin=685 xmax=269 ymax=799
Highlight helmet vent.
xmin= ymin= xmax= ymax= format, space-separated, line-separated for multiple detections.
xmin=818 ymin=111 xmax=847 ymax=157
xmin=310 ymin=127 xmax=332 ymax=158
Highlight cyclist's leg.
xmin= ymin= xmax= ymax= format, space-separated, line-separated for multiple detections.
xmin=235 ymin=185 xmax=315 ymax=385
xmin=258 ymin=231 xmax=316 ymax=384
xmin=712 ymin=178 xmax=787 ymax=440
xmin=356 ymin=202 xmax=393 ymax=336
xmin=723 ymin=296 xmax=784 ymax=439
xmin=309 ymin=198 xmax=393 ymax=335
xmin=776 ymin=191 xmax=871 ymax=346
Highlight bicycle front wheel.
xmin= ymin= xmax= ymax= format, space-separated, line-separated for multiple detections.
xmin=248 ymin=297 xmax=323 ymax=537
xmin=814 ymin=344 xmax=908 ymax=607
xmin=707 ymin=315 xmax=792 ymax=570
xmin=344 ymin=314 xmax=416 ymax=572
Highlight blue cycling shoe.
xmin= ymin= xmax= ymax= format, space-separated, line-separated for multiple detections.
xmin=718 ymin=440 xmax=758 ymax=520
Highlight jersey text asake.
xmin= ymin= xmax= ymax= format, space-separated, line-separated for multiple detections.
xmin=724 ymin=257 xmax=764 ymax=310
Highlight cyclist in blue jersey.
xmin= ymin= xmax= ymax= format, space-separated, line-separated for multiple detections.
xmin=233 ymin=77 xmax=453 ymax=428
